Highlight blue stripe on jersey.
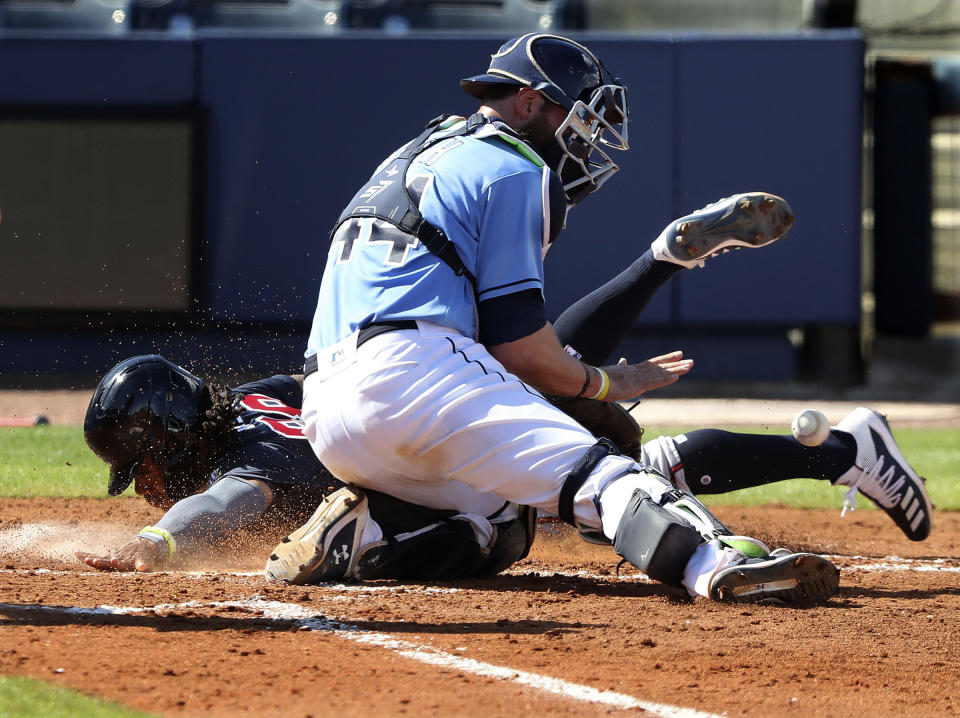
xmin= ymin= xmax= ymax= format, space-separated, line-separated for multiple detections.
xmin=307 ymin=127 xmax=547 ymax=355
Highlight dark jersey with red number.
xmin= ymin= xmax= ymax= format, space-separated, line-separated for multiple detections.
xmin=204 ymin=374 xmax=342 ymax=523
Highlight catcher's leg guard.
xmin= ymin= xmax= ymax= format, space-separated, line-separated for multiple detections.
xmin=612 ymin=489 xmax=704 ymax=586
xmin=359 ymin=506 xmax=535 ymax=579
xmin=483 ymin=505 xmax=537 ymax=576
xmin=355 ymin=519 xmax=486 ymax=580
xmin=610 ymin=485 xmax=744 ymax=587
xmin=353 ymin=489 xmax=489 ymax=580
xmin=558 ymin=437 xmax=619 ymax=526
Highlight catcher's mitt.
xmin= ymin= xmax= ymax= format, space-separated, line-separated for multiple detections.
xmin=549 ymin=396 xmax=644 ymax=460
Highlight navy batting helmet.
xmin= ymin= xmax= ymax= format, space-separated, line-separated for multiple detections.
xmin=84 ymin=355 xmax=210 ymax=501
xmin=461 ymin=33 xmax=629 ymax=205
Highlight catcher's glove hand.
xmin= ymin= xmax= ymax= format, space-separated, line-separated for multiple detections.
xmin=549 ymin=396 xmax=644 ymax=460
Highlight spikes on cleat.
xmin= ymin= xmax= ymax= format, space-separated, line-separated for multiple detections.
xmin=651 ymin=192 xmax=794 ymax=269
xmin=269 ymin=554 xmax=279 ymax=561
xmin=281 ymin=537 xmax=291 ymax=543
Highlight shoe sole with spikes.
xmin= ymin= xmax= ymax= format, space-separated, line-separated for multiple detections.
xmin=264 ymin=486 xmax=367 ymax=584
xmin=658 ymin=192 xmax=794 ymax=268
xmin=710 ymin=552 xmax=840 ymax=606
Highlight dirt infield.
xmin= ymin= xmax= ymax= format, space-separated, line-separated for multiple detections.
xmin=3 ymin=390 xmax=959 ymax=715
xmin=2 ymin=497 xmax=959 ymax=717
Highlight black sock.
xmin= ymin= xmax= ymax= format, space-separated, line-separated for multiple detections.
xmin=553 ymin=250 xmax=682 ymax=366
xmin=675 ymin=429 xmax=858 ymax=495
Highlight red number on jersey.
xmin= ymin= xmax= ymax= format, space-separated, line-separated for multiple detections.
xmin=240 ymin=394 xmax=301 ymax=418
xmin=239 ymin=393 xmax=306 ymax=439
xmin=255 ymin=416 xmax=307 ymax=439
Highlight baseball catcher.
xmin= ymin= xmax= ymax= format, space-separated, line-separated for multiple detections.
xmin=268 ymin=31 xmax=932 ymax=606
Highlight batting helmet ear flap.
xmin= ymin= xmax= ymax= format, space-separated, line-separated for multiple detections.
xmin=107 ymin=442 xmax=151 ymax=496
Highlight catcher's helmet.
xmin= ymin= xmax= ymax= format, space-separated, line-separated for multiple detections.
xmin=84 ymin=355 xmax=211 ymax=501
xmin=461 ymin=33 xmax=629 ymax=205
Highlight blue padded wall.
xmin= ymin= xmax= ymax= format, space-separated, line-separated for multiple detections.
xmin=198 ymin=33 xmax=518 ymax=323
xmin=0 ymin=30 xmax=864 ymax=381
xmin=673 ymin=33 xmax=863 ymax=324
xmin=0 ymin=34 xmax=194 ymax=104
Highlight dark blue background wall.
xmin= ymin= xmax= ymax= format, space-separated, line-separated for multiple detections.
xmin=0 ymin=30 xmax=863 ymax=383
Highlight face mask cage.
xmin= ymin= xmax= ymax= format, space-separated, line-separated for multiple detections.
xmin=552 ymin=84 xmax=629 ymax=206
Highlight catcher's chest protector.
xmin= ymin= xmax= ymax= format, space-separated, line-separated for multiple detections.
xmin=331 ymin=113 xmax=491 ymax=287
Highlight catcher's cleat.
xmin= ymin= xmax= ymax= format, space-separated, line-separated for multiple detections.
xmin=651 ymin=192 xmax=794 ymax=269
xmin=710 ymin=551 xmax=840 ymax=605
xmin=833 ymin=407 xmax=933 ymax=541
xmin=265 ymin=485 xmax=368 ymax=584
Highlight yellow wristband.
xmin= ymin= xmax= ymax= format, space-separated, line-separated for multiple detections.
xmin=139 ymin=526 xmax=176 ymax=558
xmin=590 ymin=367 xmax=610 ymax=401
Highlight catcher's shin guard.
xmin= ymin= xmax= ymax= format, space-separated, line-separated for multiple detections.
xmin=612 ymin=486 xmax=738 ymax=586
xmin=659 ymin=488 xmax=734 ymax=537
xmin=354 ymin=519 xmax=486 ymax=580
xmin=612 ymin=489 xmax=704 ymax=586
xmin=484 ymin=505 xmax=537 ymax=575
xmin=356 ymin=506 xmax=535 ymax=579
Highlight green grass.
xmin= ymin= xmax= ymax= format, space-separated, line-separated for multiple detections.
xmin=1 ymin=423 xmax=957 ymax=509
xmin=0 ymin=676 xmax=158 ymax=718
xmin=0 ymin=426 xmax=109 ymax=497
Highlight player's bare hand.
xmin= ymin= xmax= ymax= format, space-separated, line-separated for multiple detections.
xmin=603 ymin=350 xmax=693 ymax=401
xmin=75 ymin=537 xmax=161 ymax=572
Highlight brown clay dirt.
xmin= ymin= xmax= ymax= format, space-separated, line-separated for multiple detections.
xmin=3 ymin=390 xmax=959 ymax=716
xmin=2 ymin=497 xmax=959 ymax=718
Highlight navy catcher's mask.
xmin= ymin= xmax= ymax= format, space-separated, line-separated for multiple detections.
xmin=461 ymin=33 xmax=629 ymax=205
xmin=84 ymin=354 xmax=211 ymax=501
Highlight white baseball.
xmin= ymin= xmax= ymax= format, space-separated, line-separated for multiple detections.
xmin=791 ymin=409 xmax=831 ymax=446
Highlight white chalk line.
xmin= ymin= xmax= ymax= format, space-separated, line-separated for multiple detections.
xmin=3 ymin=555 xmax=959 ymax=582
xmin=3 ymin=555 xmax=958 ymax=716
xmin=0 ymin=597 xmax=720 ymax=718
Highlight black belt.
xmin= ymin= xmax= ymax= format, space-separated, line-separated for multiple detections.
xmin=303 ymin=320 xmax=418 ymax=377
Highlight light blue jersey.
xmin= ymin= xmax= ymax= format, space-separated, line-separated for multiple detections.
xmin=306 ymin=118 xmax=554 ymax=356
